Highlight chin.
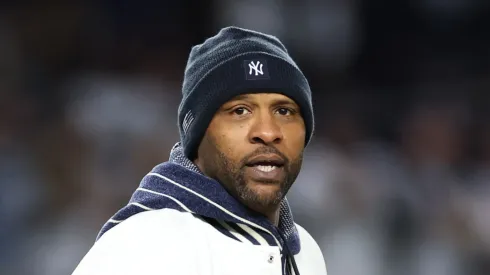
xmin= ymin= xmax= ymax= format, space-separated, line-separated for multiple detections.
xmin=240 ymin=185 xmax=284 ymax=209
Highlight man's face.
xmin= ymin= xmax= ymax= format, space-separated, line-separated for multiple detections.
xmin=195 ymin=93 xmax=306 ymax=214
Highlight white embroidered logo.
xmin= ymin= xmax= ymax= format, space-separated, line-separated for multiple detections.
xmin=248 ymin=61 xmax=264 ymax=76
xmin=182 ymin=111 xmax=194 ymax=134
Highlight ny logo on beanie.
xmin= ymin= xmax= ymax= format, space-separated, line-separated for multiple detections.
xmin=248 ymin=61 xmax=263 ymax=76
xmin=244 ymin=59 xmax=270 ymax=80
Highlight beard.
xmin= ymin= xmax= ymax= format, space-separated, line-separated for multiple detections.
xmin=206 ymin=143 xmax=303 ymax=212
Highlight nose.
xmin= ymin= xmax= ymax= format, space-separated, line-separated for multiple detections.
xmin=248 ymin=113 xmax=283 ymax=145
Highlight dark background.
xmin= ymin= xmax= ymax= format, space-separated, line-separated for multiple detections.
xmin=1 ymin=1 xmax=490 ymax=274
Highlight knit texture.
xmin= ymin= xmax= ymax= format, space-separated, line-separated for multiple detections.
xmin=97 ymin=142 xmax=301 ymax=257
xmin=168 ymin=142 xmax=300 ymax=250
xmin=178 ymin=26 xmax=315 ymax=159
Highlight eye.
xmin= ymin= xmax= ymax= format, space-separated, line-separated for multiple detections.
xmin=233 ymin=107 xmax=251 ymax=116
xmin=276 ymin=107 xmax=294 ymax=116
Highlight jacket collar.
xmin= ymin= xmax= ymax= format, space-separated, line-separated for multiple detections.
xmin=97 ymin=143 xmax=301 ymax=255
xmin=164 ymin=143 xmax=301 ymax=254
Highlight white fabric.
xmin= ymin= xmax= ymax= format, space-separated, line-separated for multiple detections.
xmin=72 ymin=209 xmax=327 ymax=275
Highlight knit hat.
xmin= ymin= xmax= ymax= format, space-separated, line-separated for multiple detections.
xmin=178 ymin=26 xmax=314 ymax=159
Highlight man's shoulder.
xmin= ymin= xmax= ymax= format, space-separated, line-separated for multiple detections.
xmin=295 ymin=223 xmax=328 ymax=275
xmin=99 ymin=209 xmax=199 ymax=243
xmin=72 ymin=209 xmax=205 ymax=275
xmin=295 ymin=223 xmax=319 ymax=248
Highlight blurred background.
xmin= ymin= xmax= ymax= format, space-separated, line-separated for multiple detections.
xmin=1 ymin=0 xmax=490 ymax=274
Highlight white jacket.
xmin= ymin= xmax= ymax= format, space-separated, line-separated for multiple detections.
xmin=72 ymin=209 xmax=326 ymax=275
xmin=72 ymin=144 xmax=327 ymax=275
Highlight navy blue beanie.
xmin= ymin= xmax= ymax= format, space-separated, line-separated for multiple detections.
xmin=178 ymin=26 xmax=314 ymax=159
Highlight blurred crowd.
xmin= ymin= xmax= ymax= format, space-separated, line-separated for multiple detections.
xmin=1 ymin=1 xmax=490 ymax=275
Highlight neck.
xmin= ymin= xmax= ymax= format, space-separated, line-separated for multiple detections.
xmin=267 ymin=208 xmax=280 ymax=227
xmin=248 ymin=202 xmax=281 ymax=226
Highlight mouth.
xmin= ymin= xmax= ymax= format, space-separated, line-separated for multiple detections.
xmin=245 ymin=154 xmax=285 ymax=173
xmin=248 ymin=164 xmax=281 ymax=173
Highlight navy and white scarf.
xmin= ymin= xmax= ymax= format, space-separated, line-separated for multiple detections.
xmin=97 ymin=143 xmax=301 ymax=274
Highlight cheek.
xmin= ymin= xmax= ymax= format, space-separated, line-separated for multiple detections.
xmin=208 ymin=126 xmax=247 ymax=163
xmin=212 ymin=118 xmax=247 ymax=141
xmin=284 ymin=124 xmax=306 ymax=156
xmin=220 ymin=134 xmax=246 ymax=162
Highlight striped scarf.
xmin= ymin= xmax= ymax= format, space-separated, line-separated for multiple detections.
xmin=97 ymin=142 xmax=301 ymax=274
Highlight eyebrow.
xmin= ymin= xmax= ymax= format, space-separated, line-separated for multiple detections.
xmin=270 ymin=99 xmax=298 ymax=107
xmin=232 ymin=94 xmax=252 ymax=101
xmin=231 ymin=94 xmax=297 ymax=106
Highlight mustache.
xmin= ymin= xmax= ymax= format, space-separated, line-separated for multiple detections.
xmin=240 ymin=146 xmax=289 ymax=167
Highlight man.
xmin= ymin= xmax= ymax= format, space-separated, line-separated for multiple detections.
xmin=72 ymin=26 xmax=327 ymax=275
